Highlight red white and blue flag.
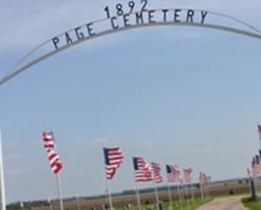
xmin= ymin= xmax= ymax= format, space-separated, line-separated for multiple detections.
xmin=166 ymin=164 xmax=181 ymax=183
xmin=42 ymin=131 xmax=63 ymax=175
xmin=151 ymin=162 xmax=163 ymax=183
xmin=199 ymin=172 xmax=207 ymax=184
xmin=103 ymin=147 xmax=124 ymax=180
xmin=133 ymin=157 xmax=153 ymax=182
xmin=183 ymin=168 xmax=192 ymax=183
xmin=166 ymin=164 xmax=174 ymax=183
xmin=252 ymin=155 xmax=261 ymax=177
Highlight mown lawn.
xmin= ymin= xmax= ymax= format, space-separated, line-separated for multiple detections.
xmin=242 ymin=197 xmax=261 ymax=210
xmin=117 ymin=197 xmax=213 ymax=210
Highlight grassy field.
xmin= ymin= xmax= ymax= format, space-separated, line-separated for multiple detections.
xmin=241 ymin=197 xmax=261 ymax=210
xmin=167 ymin=197 xmax=213 ymax=210
xmin=118 ymin=197 xmax=214 ymax=210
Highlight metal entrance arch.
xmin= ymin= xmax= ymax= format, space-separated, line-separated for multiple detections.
xmin=0 ymin=8 xmax=261 ymax=86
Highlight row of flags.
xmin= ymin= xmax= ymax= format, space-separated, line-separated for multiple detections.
xmin=247 ymin=125 xmax=261 ymax=177
xmin=103 ymin=147 xmax=195 ymax=184
xmin=41 ymin=131 xmax=211 ymax=210
xmin=102 ymin=147 xmax=202 ymax=210
xmin=41 ymin=131 xmax=206 ymax=184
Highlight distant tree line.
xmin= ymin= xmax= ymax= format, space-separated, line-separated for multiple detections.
xmin=7 ymin=200 xmax=49 ymax=210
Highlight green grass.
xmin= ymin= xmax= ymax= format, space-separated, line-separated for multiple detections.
xmin=117 ymin=197 xmax=213 ymax=210
xmin=242 ymin=197 xmax=261 ymax=210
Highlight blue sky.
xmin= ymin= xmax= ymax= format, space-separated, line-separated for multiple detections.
xmin=1 ymin=0 xmax=261 ymax=204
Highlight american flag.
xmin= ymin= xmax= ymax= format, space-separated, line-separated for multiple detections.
xmin=133 ymin=157 xmax=153 ymax=182
xmin=199 ymin=172 xmax=207 ymax=185
xmin=103 ymin=147 xmax=124 ymax=180
xmin=254 ymin=154 xmax=261 ymax=176
xmin=199 ymin=172 xmax=211 ymax=184
xmin=151 ymin=162 xmax=163 ymax=183
xmin=173 ymin=165 xmax=181 ymax=183
xmin=251 ymin=155 xmax=261 ymax=177
xmin=183 ymin=168 xmax=192 ymax=183
xmin=166 ymin=164 xmax=175 ymax=183
xmin=258 ymin=125 xmax=261 ymax=140
xmin=166 ymin=164 xmax=181 ymax=183
xmin=42 ymin=131 xmax=63 ymax=175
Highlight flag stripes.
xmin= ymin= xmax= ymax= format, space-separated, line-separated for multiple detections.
xmin=104 ymin=147 xmax=124 ymax=180
xmin=42 ymin=131 xmax=63 ymax=175
xmin=199 ymin=172 xmax=208 ymax=185
xmin=166 ymin=164 xmax=181 ymax=183
xmin=183 ymin=168 xmax=192 ymax=183
xmin=42 ymin=131 xmax=55 ymax=150
xmin=166 ymin=165 xmax=175 ymax=183
xmin=151 ymin=162 xmax=163 ymax=183
xmin=133 ymin=157 xmax=153 ymax=182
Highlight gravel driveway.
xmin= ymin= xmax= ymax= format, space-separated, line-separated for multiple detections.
xmin=196 ymin=196 xmax=247 ymax=210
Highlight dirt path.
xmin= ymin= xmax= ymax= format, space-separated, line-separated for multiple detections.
xmin=196 ymin=196 xmax=247 ymax=210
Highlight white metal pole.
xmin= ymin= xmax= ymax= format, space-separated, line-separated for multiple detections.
xmin=134 ymin=182 xmax=142 ymax=210
xmin=184 ymin=184 xmax=190 ymax=208
xmin=200 ymin=183 xmax=204 ymax=200
xmin=0 ymin=129 xmax=6 ymax=210
xmin=56 ymin=174 xmax=64 ymax=210
xmin=167 ymin=183 xmax=173 ymax=210
xmin=153 ymin=182 xmax=160 ymax=210
xmin=106 ymin=179 xmax=113 ymax=210
xmin=190 ymin=183 xmax=194 ymax=202
xmin=76 ymin=195 xmax=81 ymax=210
xmin=206 ymin=183 xmax=210 ymax=198
xmin=177 ymin=183 xmax=183 ymax=210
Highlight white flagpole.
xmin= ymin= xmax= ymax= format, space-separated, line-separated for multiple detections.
xmin=132 ymin=158 xmax=142 ymax=210
xmin=134 ymin=182 xmax=142 ymax=210
xmin=200 ymin=182 xmax=204 ymax=200
xmin=167 ymin=183 xmax=173 ymax=210
xmin=153 ymin=182 xmax=160 ymax=210
xmin=75 ymin=195 xmax=81 ymax=210
xmin=179 ymin=180 xmax=185 ymax=210
xmin=206 ymin=182 xmax=210 ymax=198
xmin=189 ymin=183 xmax=194 ymax=202
xmin=106 ymin=179 xmax=113 ymax=210
xmin=0 ymin=129 xmax=6 ymax=210
xmin=56 ymin=174 xmax=64 ymax=210
xmin=184 ymin=183 xmax=190 ymax=208
xmin=177 ymin=182 xmax=183 ymax=210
